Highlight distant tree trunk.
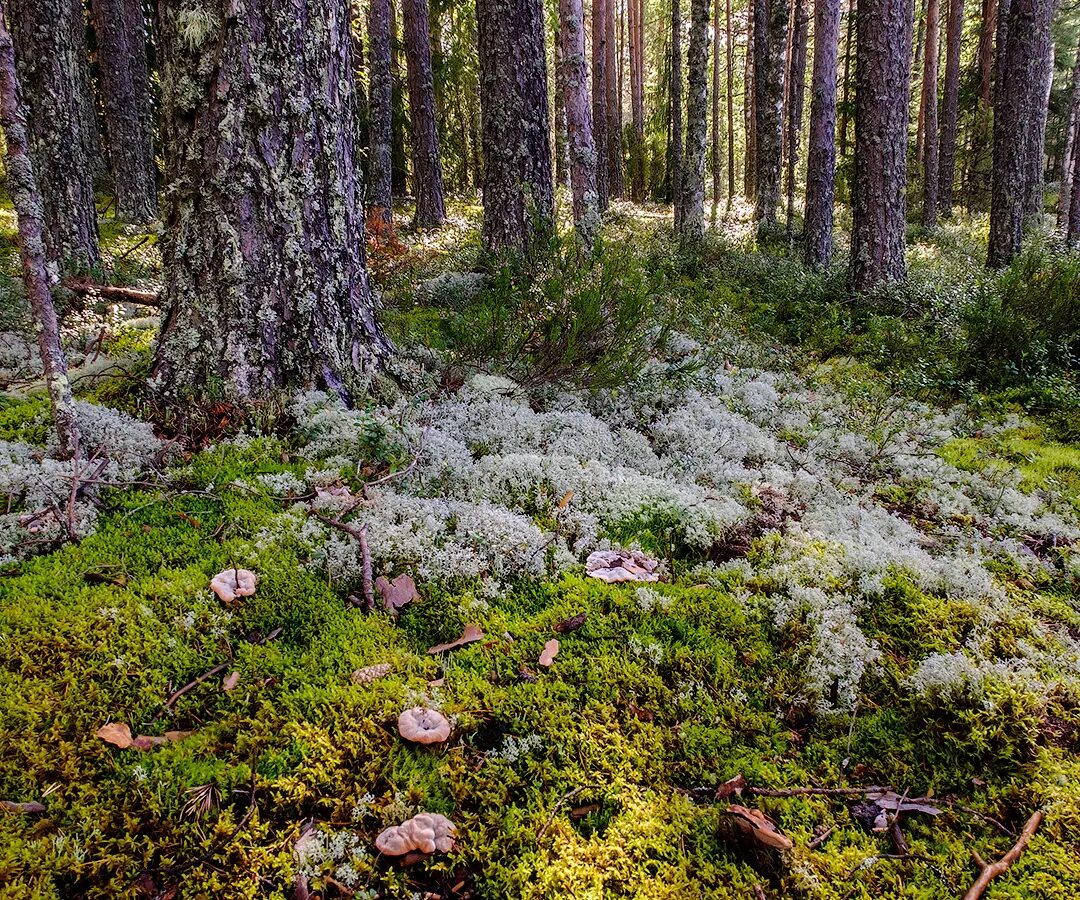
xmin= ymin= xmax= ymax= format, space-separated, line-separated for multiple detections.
xmin=784 ymin=0 xmax=808 ymax=244
xmin=554 ymin=26 xmax=571 ymax=190
xmin=978 ymin=0 xmax=996 ymax=105
xmin=390 ymin=0 xmax=409 ymax=195
xmin=711 ymin=0 xmax=722 ymax=223
xmin=920 ymin=0 xmax=940 ymax=228
xmin=153 ymin=0 xmax=388 ymax=406
xmin=804 ymin=0 xmax=840 ymax=268
xmin=593 ymin=0 xmax=610 ymax=210
xmin=744 ymin=1 xmax=756 ymax=197
xmin=937 ymin=0 xmax=963 ymax=216
xmin=9 ymin=0 xmax=101 ymax=271
xmin=559 ymin=0 xmax=601 ymax=245
xmin=838 ymin=0 xmax=855 ymax=160
xmin=402 ymin=0 xmax=447 ymax=227
xmin=69 ymin=0 xmax=106 ymax=180
xmin=608 ymin=0 xmax=626 ymax=197
xmin=912 ymin=0 xmax=927 ymax=166
xmin=368 ymin=0 xmax=394 ymax=226
xmin=1068 ymin=131 xmax=1080 ymax=244
xmin=851 ymin=0 xmax=911 ymax=291
xmin=672 ymin=0 xmax=685 ymax=224
xmin=477 ymin=0 xmax=554 ymax=252
xmin=753 ymin=0 xmax=788 ymax=227
xmin=91 ymin=0 xmax=158 ymax=224
xmin=1025 ymin=21 xmax=1053 ymax=222
xmin=726 ymin=0 xmax=736 ymax=205
xmin=0 ymin=13 xmax=80 ymax=460
xmin=1058 ymin=35 xmax=1080 ymax=231
xmin=681 ymin=0 xmax=710 ymax=238
xmin=986 ymin=0 xmax=1054 ymax=267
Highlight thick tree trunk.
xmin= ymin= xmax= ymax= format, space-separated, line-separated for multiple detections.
xmin=0 ymin=13 xmax=80 ymax=460
xmin=744 ymin=1 xmax=756 ymax=197
xmin=986 ymin=0 xmax=1054 ymax=267
xmin=804 ymin=0 xmax=840 ymax=268
xmin=402 ymin=0 xmax=447 ymax=228
xmin=784 ymin=0 xmax=808 ymax=244
xmin=937 ymin=0 xmax=963 ymax=216
xmin=711 ymin=0 xmax=722 ymax=223
xmin=726 ymin=0 xmax=735 ymax=205
xmin=368 ymin=0 xmax=394 ymax=226
xmin=593 ymin=0 xmax=610 ymax=210
xmin=1058 ymin=35 xmax=1080 ymax=231
xmin=608 ymin=0 xmax=626 ymax=197
xmin=629 ymin=0 xmax=644 ymax=199
xmin=920 ymin=0 xmax=940 ymax=228
xmin=681 ymin=0 xmax=709 ymax=238
xmin=9 ymin=0 xmax=101 ymax=271
xmin=851 ymin=0 xmax=911 ymax=291
xmin=91 ymin=0 xmax=158 ymax=224
xmin=559 ymin=0 xmax=601 ymax=244
xmin=838 ymin=0 xmax=855 ymax=160
xmin=153 ymin=0 xmax=389 ymax=404
xmin=672 ymin=0 xmax=685 ymax=224
xmin=477 ymin=0 xmax=554 ymax=252
xmin=753 ymin=0 xmax=788 ymax=226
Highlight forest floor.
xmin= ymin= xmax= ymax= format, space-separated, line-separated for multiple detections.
xmin=1 ymin=200 xmax=1079 ymax=898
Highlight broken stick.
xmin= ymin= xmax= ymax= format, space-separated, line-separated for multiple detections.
xmin=962 ymin=810 xmax=1043 ymax=900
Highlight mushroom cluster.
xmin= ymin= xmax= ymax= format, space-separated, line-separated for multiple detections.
xmin=209 ymin=568 xmax=258 ymax=603
xmin=375 ymin=812 xmax=456 ymax=857
xmin=397 ymin=707 xmax=452 ymax=745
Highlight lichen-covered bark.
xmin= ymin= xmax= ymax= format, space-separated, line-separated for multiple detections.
xmin=680 ymin=0 xmax=709 ymax=239
xmin=1025 ymin=12 xmax=1053 ymax=221
xmin=753 ymin=0 xmax=787 ymax=225
xmin=559 ymin=0 xmax=601 ymax=245
xmin=627 ymin=0 xmax=642 ymax=200
xmin=784 ymin=0 xmax=808 ymax=243
xmin=402 ymin=0 xmax=446 ymax=228
xmin=671 ymin=0 xmax=684 ymax=225
xmin=725 ymin=0 xmax=735 ymax=202
xmin=9 ymin=0 xmax=101 ymax=271
xmin=986 ymin=0 xmax=1054 ymax=267
xmin=743 ymin=0 xmax=756 ymax=198
xmin=91 ymin=0 xmax=158 ymax=223
xmin=153 ymin=0 xmax=390 ymax=403
xmin=607 ymin=0 xmax=625 ymax=198
xmin=936 ymin=0 xmax=963 ymax=216
xmin=592 ymin=0 xmax=610 ymax=210
xmin=1058 ymin=37 xmax=1080 ymax=231
xmin=367 ymin=0 xmax=394 ymax=225
xmin=711 ymin=0 xmax=721 ymax=220
xmin=803 ymin=0 xmax=840 ymax=269
xmin=850 ymin=0 xmax=911 ymax=291
xmin=554 ymin=30 xmax=570 ymax=189
xmin=0 ymin=17 xmax=80 ymax=460
xmin=920 ymin=0 xmax=940 ymax=228
xmin=477 ymin=0 xmax=554 ymax=253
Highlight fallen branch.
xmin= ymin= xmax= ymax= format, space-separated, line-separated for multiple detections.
xmin=63 ymin=278 xmax=160 ymax=307
xmin=161 ymin=662 xmax=230 ymax=712
xmin=963 ymin=810 xmax=1044 ymax=900
xmin=538 ymin=784 xmax=600 ymax=839
xmin=308 ymin=510 xmax=374 ymax=610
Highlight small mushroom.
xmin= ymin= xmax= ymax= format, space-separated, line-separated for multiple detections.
xmin=397 ymin=707 xmax=452 ymax=745
xmin=210 ymin=568 xmax=257 ymax=603
xmin=375 ymin=812 xmax=456 ymax=856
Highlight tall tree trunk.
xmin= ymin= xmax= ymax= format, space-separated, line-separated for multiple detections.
xmin=987 ymin=0 xmax=1054 ymax=267
xmin=726 ymin=0 xmax=735 ymax=205
xmin=753 ymin=0 xmax=788 ymax=226
xmin=912 ymin=0 xmax=927 ymax=167
xmin=91 ymin=0 xmax=158 ymax=224
xmin=838 ymin=0 xmax=855 ymax=160
xmin=559 ymin=0 xmax=602 ymax=244
xmin=851 ymin=0 xmax=911 ymax=291
xmin=1058 ymin=34 xmax=1080 ymax=231
xmin=978 ymin=0 xmax=996 ymax=105
xmin=0 ymin=10 xmax=80 ymax=460
xmin=1025 ymin=24 xmax=1052 ymax=222
xmin=921 ymin=0 xmax=940 ymax=228
xmin=672 ymin=0 xmax=685 ymax=224
xmin=554 ymin=24 xmax=571 ymax=190
xmin=403 ymin=0 xmax=447 ymax=227
xmin=784 ymin=0 xmax=808 ymax=244
xmin=593 ymin=0 xmax=610 ymax=210
xmin=1068 ymin=126 xmax=1080 ymax=244
xmin=70 ymin=0 xmax=106 ymax=180
xmin=937 ymin=0 xmax=963 ymax=216
xmin=711 ymin=0 xmax=722 ymax=223
xmin=477 ymin=0 xmax=555 ymax=252
xmin=153 ymin=0 xmax=389 ymax=404
xmin=804 ymin=0 xmax=840 ymax=268
xmin=390 ymin=0 xmax=409 ymax=195
xmin=9 ymin=0 xmax=101 ymax=271
xmin=744 ymin=0 xmax=756 ymax=197
xmin=608 ymin=0 xmax=626 ymax=196
xmin=368 ymin=0 xmax=394 ymax=226
xmin=681 ymin=0 xmax=709 ymax=237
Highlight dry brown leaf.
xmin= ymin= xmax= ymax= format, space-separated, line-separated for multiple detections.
xmin=97 ymin=722 xmax=133 ymax=749
xmin=428 ymin=677 xmax=445 ymax=687
xmin=427 ymin=624 xmax=484 ymax=654
xmin=557 ymin=490 xmax=574 ymax=510
xmin=724 ymin=805 xmax=794 ymax=851
xmin=538 ymin=639 xmax=560 ymax=668
xmin=376 ymin=574 xmax=420 ymax=615
xmin=222 ymin=671 xmax=241 ymax=692
xmin=554 ymin=612 xmax=587 ymax=633
xmin=715 ymin=774 xmax=747 ymax=800
xmin=0 ymin=799 xmax=46 ymax=814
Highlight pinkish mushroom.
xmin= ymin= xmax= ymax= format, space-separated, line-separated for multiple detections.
xmin=375 ymin=812 xmax=456 ymax=856
xmin=397 ymin=707 xmax=452 ymax=745
xmin=210 ymin=568 xmax=257 ymax=603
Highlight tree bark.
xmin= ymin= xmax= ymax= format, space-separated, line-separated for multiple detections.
xmin=920 ymin=0 xmax=940 ymax=228
xmin=608 ymin=0 xmax=626 ymax=197
xmin=753 ymin=0 xmax=788 ymax=227
xmin=912 ymin=0 xmax=927 ymax=167
xmin=1025 ymin=20 xmax=1052 ymax=222
xmin=838 ymin=0 xmax=855 ymax=160
xmin=937 ymin=0 xmax=963 ymax=216
xmin=851 ymin=0 xmax=911 ymax=291
xmin=681 ymin=0 xmax=710 ymax=238
xmin=153 ymin=0 xmax=389 ymax=404
xmin=672 ymin=0 xmax=685 ymax=224
xmin=91 ymin=0 xmax=158 ymax=224
xmin=554 ymin=23 xmax=571 ymax=190
xmin=402 ymin=0 xmax=447 ymax=227
xmin=477 ymin=0 xmax=554 ymax=252
xmin=9 ymin=0 xmax=101 ymax=272
xmin=1058 ymin=34 xmax=1080 ymax=231
xmin=593 ymin=0 xmax=610 ymax=210
xmin=0 ymin=9 xmax=80 ymax=460
xmin=744 ymin=0 xmax=756 ymax=197
xmin=559 ymin=0 xmax=601 ymax=245
xmin=977 ymin=0 xmax=996 ymax=106
xmin=367 ymin=0 xmax=394 ymax=226
xmin=804 ymin=0 xmax=840 ymax=268
xmin=711 ymin=0 xmax=722 ymax=223
xmin=784 ymin=0 xmax=808 ymax=244
xmin=726 ymin=0 xmax=735 ymax=205
xmin=1067 ymin=123 xmax=1080 ymax=244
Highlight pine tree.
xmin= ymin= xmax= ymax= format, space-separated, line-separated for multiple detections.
xmin=753 ymin=0 xmax=788 ymax=227
xmin=803 ymin=0 xmax=840 ymax=268
xmin=559 ymin=0 xmax=602 ymax=244
xmin=368 ymin=0 xmax=395 ymax=226
xmin=402 ymin=0 xmax=447 ymax=227
xmin=681 ymin=0 xmax=710 ymax=238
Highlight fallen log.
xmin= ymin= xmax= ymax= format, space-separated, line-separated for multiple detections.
xmin=63 ymin=278 xmax=161 ymax=307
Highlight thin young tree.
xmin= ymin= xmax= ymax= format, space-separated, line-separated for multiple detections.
xmin=753 ymin=0 xmax=789 ymax=228
xmin=672 ymin=0 xmax=685 ymax=225
xmin=91 ymin=0 xmax=158 ymax=223
xmin=153 ymin=0 xmax=390 ymax=403
xmin=403 ymin=0 xmax=447 ymax=227
xmin=477 ymin=0 xmax=555 ymax=251
xmin=368 ymin=0 xmax=394 ymax=227
xmin=681 ymin=0 xmax=710 ymax=238
xmin=9 ymin=0 xmax=101 ymax=271
xmin=803 ymin=0 xmax=840 ymax=268
xmin=936 ymin=0 xmax=963 ymax=217
xmin=554 ymin=27 xmax=571 ymax=190
xmin=593 ymin=0 xmax=611 ymax=210
xmin=0 ymin=6 xmax=80 ymax=460
xmin=725 ymin=0 xmax=735 ymax=206
xmin=559 ymin=0 xmax=602 ymax=245
xmin=629 ymin=0 xmax=645 ymax=199
xmin=851 ymin=0 xmax=911 ymax=291
xmin=608 ymin=0 xmax=626 ymax=197
xmin=784 ymin=0 xmax=808 ymax=244
xmin=1068 ymin=123 xmax=1080 ymax=244
xmin=920 ymin=0 xmax=940 ymax=228
xmin=1059 ymin=35 xmax=1080 ymax=232
xmin=744 ymin=2 xmax=757 ymax=198
xmin=838 ymin=0 xmax=855 ymax=161
xmin=711 ymin=0 xmax=722 ymax=223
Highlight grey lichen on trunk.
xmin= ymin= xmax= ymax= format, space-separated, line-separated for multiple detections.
xmin=681 ymin=0 xmax=709 ymax=240
xmin=753 ymin=0 xmax=788 ymax=228
xmin=368 ymin=0 xmax=394 ymax=226
xmin=803 ymin=0 xmax=840 ymax=269
xmin=402 ymin=0 xmax=447 ymax=229
xmin=671 ymin=0 xmax=684 ymax=227
xmin=559 ymin=0 xmax=601 ymax=246
xmin=153 ymin=0 xmax=390 ymax=405
xmin=592 ymin=0 xmax=610 ymax=211
xmin=920 ymin=0 xmax=940 ymax=229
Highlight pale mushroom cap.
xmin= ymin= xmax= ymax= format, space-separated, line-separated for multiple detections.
xmin=209 ymin=568 xmax=258 ymax=603
xmin=375 ymin=812 xmax=456 ymax=856
xmin=397 ymin=707 xmax=452 ymax=744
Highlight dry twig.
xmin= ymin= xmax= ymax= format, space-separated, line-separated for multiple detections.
xmin=962 ymin=810 xmax=1044 ymax=900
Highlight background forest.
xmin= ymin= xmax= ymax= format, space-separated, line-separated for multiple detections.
xmin=0 ymin=0 xmax=1079 ymax=897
